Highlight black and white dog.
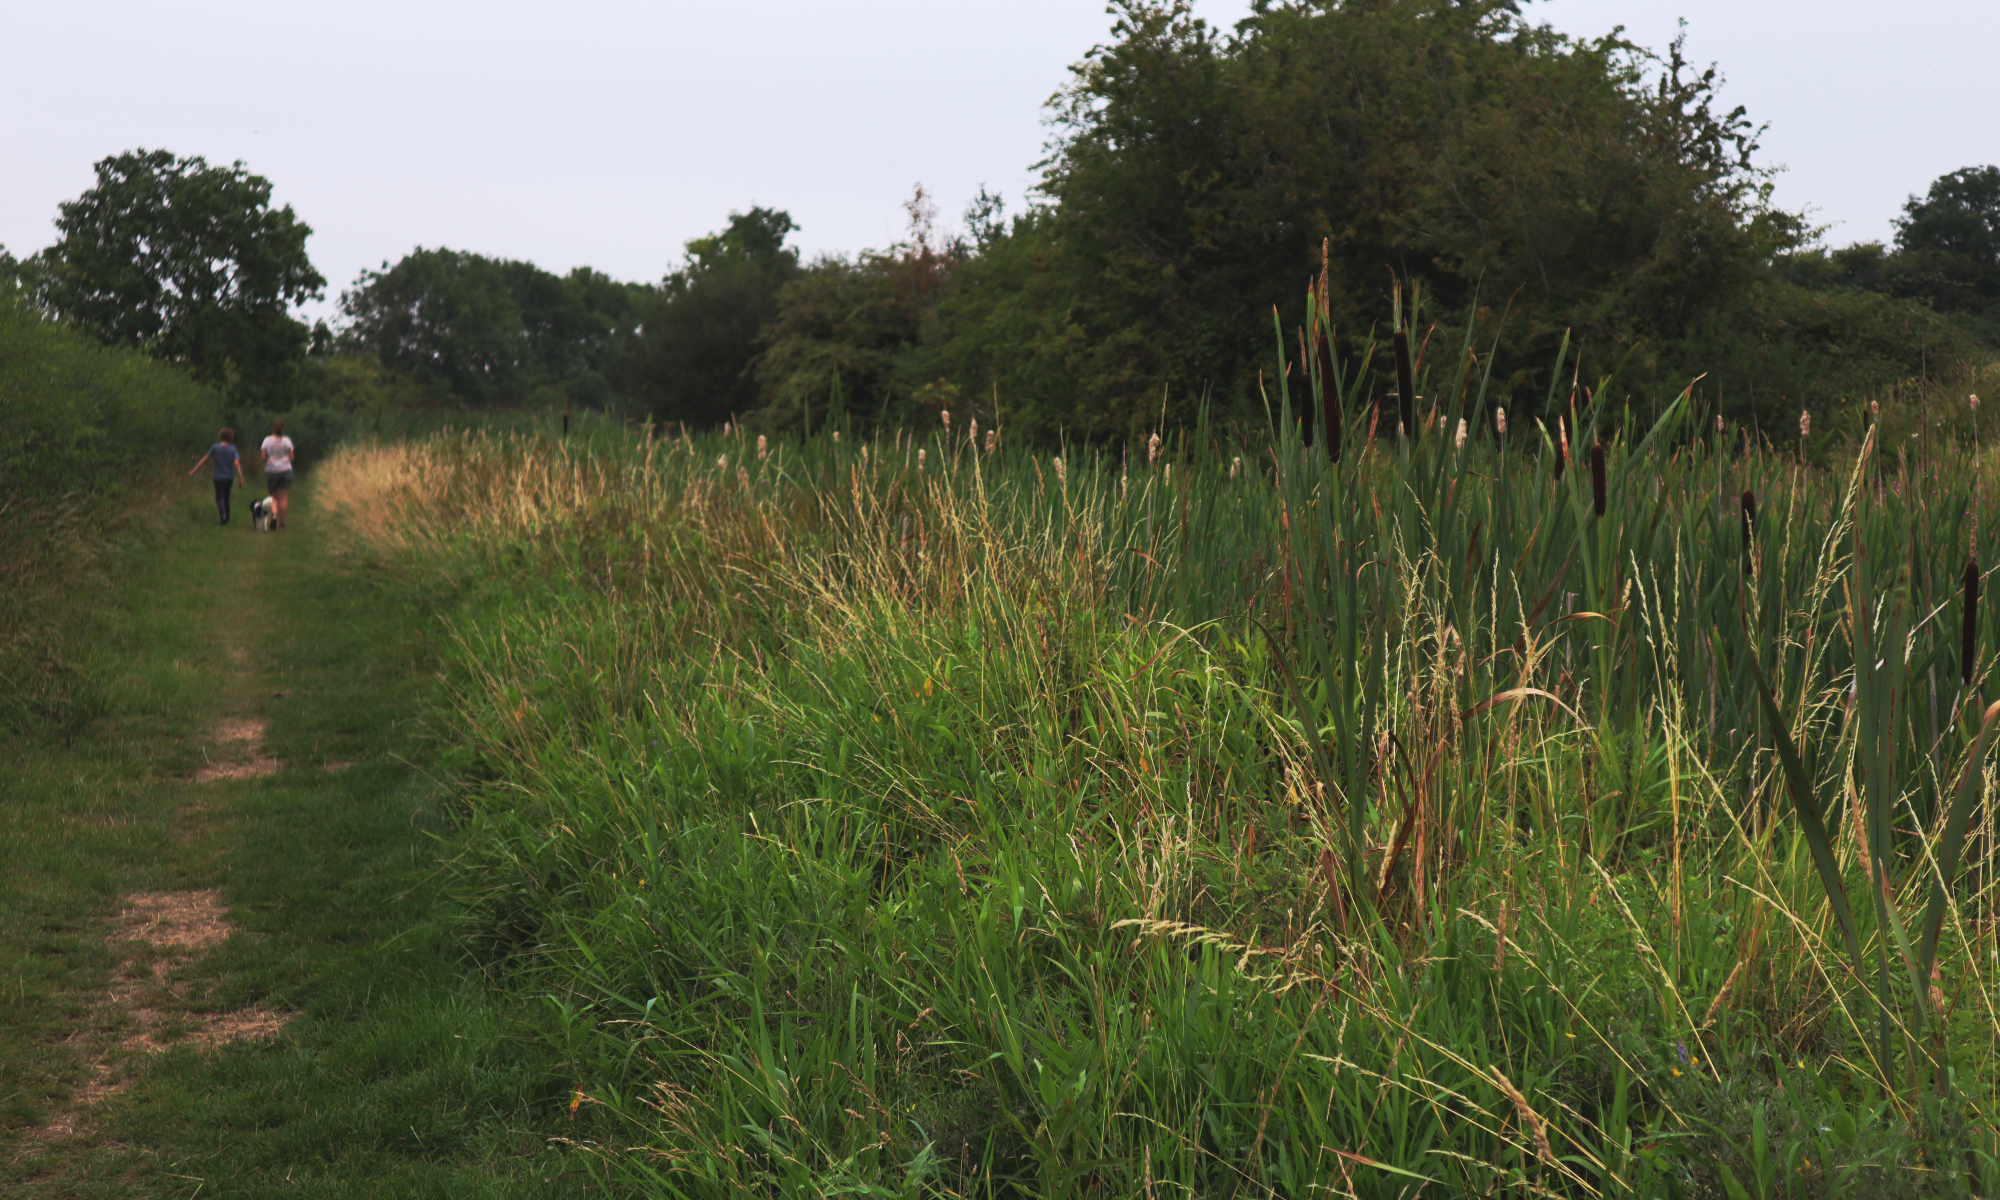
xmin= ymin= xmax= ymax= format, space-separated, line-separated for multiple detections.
xmin=251 ymin=497 xmax=277 ymax=532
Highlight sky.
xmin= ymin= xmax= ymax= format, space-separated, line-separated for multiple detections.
xmin=4 ymin=0 xmax=1995 ymax=324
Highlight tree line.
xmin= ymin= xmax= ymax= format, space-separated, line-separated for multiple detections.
xmin=6 ymin=0 xmax=1996 ymax=443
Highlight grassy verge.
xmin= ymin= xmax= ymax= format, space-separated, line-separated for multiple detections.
xmin=312 ymin=403 xmax=2000 ymax=1198
xmin=0 ymin=477 xmax=581 ymax=1197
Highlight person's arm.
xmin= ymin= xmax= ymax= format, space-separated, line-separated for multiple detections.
xmin=235 ymin=456 xmax=246 ymax=486
xmin=187 ymin=451 xmax=212 ymax=477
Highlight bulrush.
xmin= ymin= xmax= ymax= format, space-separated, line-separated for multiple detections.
xmin=1148 ymin=432 xmax=1162 ymax=465
xmin=1973 ymin=393 xmax=1982 ymax=413
xmin=1965 ymin=560 xmax=1982 ymax=686
xmin=984 ymin=429 xmax=998 ymax=455
xmin=969 ymin=417 xmax=979 ymax=447
xmin=757 ymin=434 xmax=768 ymax=462
xmin=1495 ymin=407 xmax=1507 ymax=437
xmin=1455 ymin=419 xmax=1468 ymax=452
xmin=917 ymin=448 xmax=926 ymax=470
xmin=1230 ymin=455 xmax=1242 ymax=479
xmin=940 ymin=409 xmax=950 ymax=430
xmin=1590 ymin=442 xmax=1607 ymax=517
xmin=1799 ymin=409 xmax=1810 ymax=440
xmin=1053 ymin=456 xmax=1066 ymax=484
xmin=716 ymin=454 xmax=728 ymax=470
xmin=832 ymin=431 xmax=841 ymax=444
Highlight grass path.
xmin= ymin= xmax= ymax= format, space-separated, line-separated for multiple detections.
xmin=1 ymin=479 xmax=570 ymax=1198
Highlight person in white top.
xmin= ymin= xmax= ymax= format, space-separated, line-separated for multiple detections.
xmin=260 ymin=419 xmax=297 ymax=530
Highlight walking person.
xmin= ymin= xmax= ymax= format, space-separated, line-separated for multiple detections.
xmin=260 ymin=419 xmax=296 ymax=530
xmin=187 ymin=427 xmax=247 ymax=524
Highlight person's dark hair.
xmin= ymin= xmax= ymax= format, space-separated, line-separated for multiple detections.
xmin=218 ymin=427 xmax=235 ymax=443
xmin=272 ymin=419 xmax=286 ymax=436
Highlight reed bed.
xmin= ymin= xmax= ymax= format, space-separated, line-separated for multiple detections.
xmin=322 ymin=343 xmax=2000 ymax=1197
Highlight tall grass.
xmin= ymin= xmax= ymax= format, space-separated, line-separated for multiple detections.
xmin=323 ymin=322 xmax=2000 ymax=1196
xmin=0 ymin=297 xmax=220 ymax=730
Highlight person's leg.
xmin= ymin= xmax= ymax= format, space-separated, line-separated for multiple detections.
xmin=275 ymin=488 xmax=289 ymax=528
xmin=214 ymin=479 xmax=232 ymax=524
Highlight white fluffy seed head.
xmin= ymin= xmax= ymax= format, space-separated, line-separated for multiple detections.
xmin=1053 ymin=455 xmax=1066 ymax=483
xmin=1799 ymin=409 xmax=1810 ymax=440
xmin=1455 ymin=418 xmax=1467 ymax=451
xmin=757 ymin=434 xmax=768 ymax=461
xmin=1495 ymin=407 xmax=1508 ymax=436
xmin=1230 ymin=455 xmax=1242 ymax=479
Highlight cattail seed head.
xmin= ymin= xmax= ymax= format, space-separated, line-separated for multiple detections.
xmin=832 ymin=430 xmax=840 ymax=443
xmin=917 ymin=448 xmax=926 ymax=469
xmin=757 ymin=434 xmax=768 ymax=461
xmin=1495 ymin=407 xmax=1507 ymax=436
xmin=1972 ymin=393 xmax=1982 ymax=412
xmin=1147 ymin=431 xmax=1162 ymax=465
xmin=1455 ymin=418 xmax=1468 ymax=451
xmin=1053 ymin=456 xmax=1066 ymax=484
xmin=723 ymin=421 xmax=732 ymax=436
xmin=940 ymin=409 xmax=950 ymax=428
xmin=1716 ymin=414 xmax=1724 ymax=433
xmin=716 ymin=454 xmax=728 ymax=470
xmin=969 ymin=416 xmax=979 ymax=445
xmin=1164 ymin=463 xmax=1172 ymax=485
xmin=1799 ymin=409 xmax=1810 ymax=440
xmin=984 ymin=429 xmax=997 ymax=455
xmin=1230 ymin=455 xmax=1242 ymax=479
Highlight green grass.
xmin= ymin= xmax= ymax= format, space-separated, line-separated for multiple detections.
xmin=0 ymin=479 xmax=584 ymax=1197
xmin=308 ymin=376 xmax=2000 ymax=1198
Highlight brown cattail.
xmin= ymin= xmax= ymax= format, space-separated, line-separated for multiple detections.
xmin=1393 ymin=329 xmax=1416 ymax=439
xmin=1495 ymin=407 xmax=1508 ymax=437
xmin=940 ymin=409 xmax=950 ymax=429
xmin=1590 ymin=442 xmax=1607 ymax=517
xmin=1799 ymin=408 xmax=1810 ymax=440
xmin=1318 ymin=328 xmax=1341 ymax=463
xmin=757 ymin=434 xmax=768 ymax=462
xmin=1147 ymin=431 xmax=1162 ymax=465
xmin=1964 ymin=560 xmax=1982 ymax=686
xmin=1455 ymin=418 xmax=1468 ymax=452
xmin=1053 ymin=455 xmax=1066 ymax=484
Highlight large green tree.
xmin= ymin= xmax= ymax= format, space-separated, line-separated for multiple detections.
xmin=339 ymin=249 xmax=640 ymax=406
xmin=613 ymin=208 xmax=801 ymax=428
xmin=34 ymin=149 xmax=323 ymax=399
xmin=762 ymin=0 xmax=1806 ymax=440
xmin=1891 ymin=165 xmax=2000 ymax=338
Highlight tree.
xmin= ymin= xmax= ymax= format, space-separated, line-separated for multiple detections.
xmin=612 ymin=208 xmax=801 ymax=428
xmin=34 ymin=149 xmax=323 ymax=399
xmin=338 ymin=249 xmax=640 ymax=405
xmin=1891 ymin=165 xmax=2000 ymax=336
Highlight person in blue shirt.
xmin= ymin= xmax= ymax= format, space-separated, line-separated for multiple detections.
xmin=187 ymin=427 xmax=247 ymax=524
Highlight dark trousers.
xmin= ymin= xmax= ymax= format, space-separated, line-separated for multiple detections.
xmin=213 ymin=479 xmax=233 ymax=523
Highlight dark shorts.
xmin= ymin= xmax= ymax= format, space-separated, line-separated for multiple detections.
xmin=266 ymin=469 xmax=293 ymax=492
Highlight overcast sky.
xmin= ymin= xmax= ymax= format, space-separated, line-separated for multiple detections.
xmin=4 ymin=0 xmax=1995 ymax=323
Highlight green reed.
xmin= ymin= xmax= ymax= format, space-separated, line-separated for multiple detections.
xmin=322 ymin=312 xmax=2000 ymax=1197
